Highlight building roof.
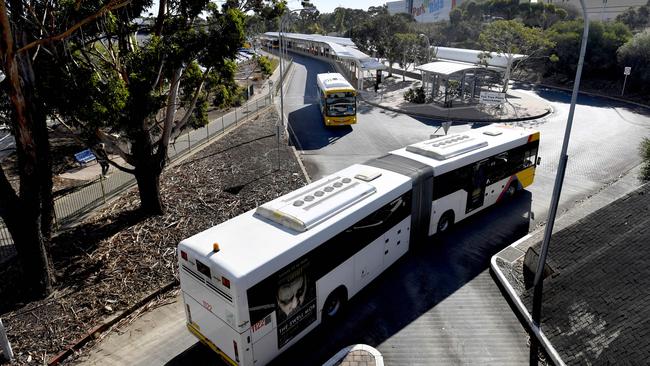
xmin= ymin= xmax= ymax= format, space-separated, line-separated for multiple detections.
xmin=415 ymin=60 xmax=485 ymax=76
xmin=262 ymin=32 xmax=386 ymax=71
xmin=434 ymin=46 xmax=527 ymax=69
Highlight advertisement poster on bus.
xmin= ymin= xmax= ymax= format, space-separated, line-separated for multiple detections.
xmin=247 ymin=256 xmax=317 ymax=349
xmin=410 ymin=0 xmax=459 ymax=23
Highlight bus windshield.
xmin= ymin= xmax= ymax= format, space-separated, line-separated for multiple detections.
xmin=326 ymin=92 xmax=356 ymax=117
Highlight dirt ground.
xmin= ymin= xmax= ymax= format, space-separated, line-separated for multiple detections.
xmin=0 ymin=108 xmax=307 ymax=365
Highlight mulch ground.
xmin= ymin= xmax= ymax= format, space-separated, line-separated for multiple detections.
xmin=0 ymin=108 xmax=307 ymax=365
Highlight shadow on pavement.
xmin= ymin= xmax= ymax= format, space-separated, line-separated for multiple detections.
xmin=269 ymin=192 xmax=533 ymax=365
xmin=287 ymin=104 xmax=352 ymax=151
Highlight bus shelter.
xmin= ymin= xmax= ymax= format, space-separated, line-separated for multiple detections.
xmin=262 ymin=32 xmax=386 ymax=90
xmin=415 ymin=61 xmax=501 ymax=107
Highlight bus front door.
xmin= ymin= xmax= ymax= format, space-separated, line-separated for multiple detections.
xmin=466 ymin=159 xmax=488 ymax=213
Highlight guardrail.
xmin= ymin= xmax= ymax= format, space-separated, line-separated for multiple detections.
xmin=0 ymin=90 xmax=274 ymax=264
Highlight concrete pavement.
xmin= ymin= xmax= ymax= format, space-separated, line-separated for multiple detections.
xmin=359 ymin=72 xmax=552 ymax=122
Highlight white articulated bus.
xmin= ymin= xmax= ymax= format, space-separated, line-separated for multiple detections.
xmin=178 ymin=124 xmax=540 ymax=366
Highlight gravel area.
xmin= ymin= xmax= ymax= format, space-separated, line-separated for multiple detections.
xmin=0 ymin=108 xmax=307 ymax=365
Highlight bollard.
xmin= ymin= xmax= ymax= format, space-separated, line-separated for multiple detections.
xmin=0 ymin=318 xmax=13 ymax=361
xmin=187 ymin=130 xmax=191 ymax=151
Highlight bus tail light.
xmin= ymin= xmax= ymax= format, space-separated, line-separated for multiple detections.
xmin=233 ymin=340 xmax=240 ymax=362
xmin=180 ymin=250 xmax=188 ymax=261
xmin=222 ymin=276 xmax=231 ymax=289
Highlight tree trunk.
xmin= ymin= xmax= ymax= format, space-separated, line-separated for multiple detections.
xmin=0 ymin=0 xmax=54 ymax=297
xmin=502 ymin=59 xmax=512 ymax=93
xmin=0 ymin=191 xmax=53 ymax=297
xmin=132 ymin=130 xmax=165 ymax=215
xmin=134 ymin=163 xmax=164 ymax=215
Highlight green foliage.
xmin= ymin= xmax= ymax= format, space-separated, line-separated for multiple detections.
xmin=404 ymin=87 xmax=426 ymax=104
xmin=616 ymin=1 xmax=650 ymax=32
xmin=546 ymin=20 xmax=632 ymax=77
xmin=640 ymin=137 xmax=650 ymax=182
xmin=617 ymin=29 xmax=650 ymax=90
xmin=480 ymin=20 xmax=553 ymax=56
xmin=256 ymin=55 xmax=273 ymax=77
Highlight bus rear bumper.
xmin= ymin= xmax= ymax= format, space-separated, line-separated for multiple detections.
xmin=187 ymin=322 xmax=238 ymax=366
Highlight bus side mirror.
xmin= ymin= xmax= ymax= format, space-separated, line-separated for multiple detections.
xmin=536 ymin=157 xmax=542 ymax=166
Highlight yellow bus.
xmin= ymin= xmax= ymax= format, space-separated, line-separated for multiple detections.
xmin=316 ymin=73 xmax=357 ymax=126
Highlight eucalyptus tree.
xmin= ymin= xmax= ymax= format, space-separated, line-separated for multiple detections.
xmin=0 ymin=0 xmax=135 ymax=296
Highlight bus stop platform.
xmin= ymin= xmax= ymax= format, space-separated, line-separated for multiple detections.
xmin=491 ymin=174 xmax=650 ymax=365
xmin=358 ymin=75 xmax=552 ymax=123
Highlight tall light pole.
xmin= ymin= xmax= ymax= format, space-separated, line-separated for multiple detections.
xmin=276 ymin=3 xmax=316 ymax=170
xmin=530 ymin=0 xmax=589 ymax=363
xmin=418 ymin=33 xmax=431 ymax=95
xmin=418 ymin=33 xmax=430 ymax=64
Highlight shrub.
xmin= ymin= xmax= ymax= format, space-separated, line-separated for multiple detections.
xmin=404 ymin=87 xmax=426 ymax=103
xmin=640 ymin=137 xmax=650 ymax=182
xmin=256 ymin=55 xmax=273 ymax=77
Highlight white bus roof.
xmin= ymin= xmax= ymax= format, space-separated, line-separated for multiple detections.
xmin=179 ymin=164 xmax=411 ymax=288
xmin=391 ymin=124 xmax=538 ymax=175
xmin=316 ymin=73 xmax=353 ymax=91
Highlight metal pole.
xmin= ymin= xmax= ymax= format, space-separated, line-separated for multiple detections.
xmin=0 ymin=318 xmax=13 ymax=361
xmin=187 ymin=130 xmax=191 ymax=151
xmin=531 ymin=0 xmax=589 ymax=335
xmin=621 ymin=74 xmax=628 ymax=96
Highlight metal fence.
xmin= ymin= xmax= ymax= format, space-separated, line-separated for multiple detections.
xmin=0 ymin=89 xmax=275 ymax=264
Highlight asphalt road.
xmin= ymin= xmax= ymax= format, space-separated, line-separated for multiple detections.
xmin=274 ymin=52 xmax=650 ymax=364
xmin=80 ymin=52 xmax=650 ymax=366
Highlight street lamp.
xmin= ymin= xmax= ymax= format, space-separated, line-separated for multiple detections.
xmin=275 ymin=3 xmax=316 ymax=170
xmin=278 ymin=4 xmax=316 ymax=128
xmin=418 ymin=33 xmax=431 ymax=64
xmin=530 ymin=0 xmax=589 ymax=363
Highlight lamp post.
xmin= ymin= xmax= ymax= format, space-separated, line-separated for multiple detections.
xmin=530 ymin=0 xmax=589 ymax=363
xmin=418 ymin=33 xmax=431 ymax=96
xmin=418 ymin=33 xmax=430 ymax=64
xmin=276 ymin=3 xmax=316 ymax=170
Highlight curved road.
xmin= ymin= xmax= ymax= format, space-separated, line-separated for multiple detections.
xmin=273 ymin=52 xmax=650 ymax=365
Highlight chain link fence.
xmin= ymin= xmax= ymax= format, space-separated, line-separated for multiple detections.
xmin=0 ymin=90 xmax=275 ymax=264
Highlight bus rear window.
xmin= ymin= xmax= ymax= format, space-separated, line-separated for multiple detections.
xmin=196 ymin=260 xmax=211 ymax=278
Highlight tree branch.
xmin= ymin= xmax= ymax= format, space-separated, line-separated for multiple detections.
xmin=17 ymin=0 xmax=133 ymax=54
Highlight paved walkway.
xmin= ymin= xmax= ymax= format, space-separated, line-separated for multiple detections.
xmin=359 ymin=73 xmax=552 ymax=122
xmin=491 ymin=163 xmax=649 ymax=365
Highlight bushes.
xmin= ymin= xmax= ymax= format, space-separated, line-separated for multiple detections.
xmin=617 ymin=30 xmax=650 ymax=91
xmin=404 ymin=87 xmax=427 ymax=104
xmin=640 ymin=138 xmax=650 ymax=182
xmin=256 ymin=55 xmax=273 ymax=77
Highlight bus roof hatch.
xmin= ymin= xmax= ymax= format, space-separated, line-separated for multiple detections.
xmin=255 ymin=175 xmax=376 ymax=232
xmin=406 ymin=133 xmax=488 ymax=160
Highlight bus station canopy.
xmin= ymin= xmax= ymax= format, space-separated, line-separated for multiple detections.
xmin=263 ymin=32 xmax=386 ymax=71
xmin=415 ymin=61 xmax=485 ymax=77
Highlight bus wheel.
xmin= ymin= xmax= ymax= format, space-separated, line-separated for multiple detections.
xmin=506 ymin=180 xmax=519 ymax=198
xmin=437 ymin=211 xmax=455 ymax=234
xmin=322 ymin=288 xmax=346 ymax=320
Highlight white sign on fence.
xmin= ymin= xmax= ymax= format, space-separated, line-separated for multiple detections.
xmin=624 ymin=67 xmax=631 ymax=75
xmin=479 ymin=91 xmax=506 ymax=105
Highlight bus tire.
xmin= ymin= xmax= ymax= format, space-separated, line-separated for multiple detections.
xmin=322 ymin=287 xmax=347 ymax=320
xmin=437 ymin=211 xmax=455 ymax=234
xmin=506 ymin=180 xmax=520 ymax=198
